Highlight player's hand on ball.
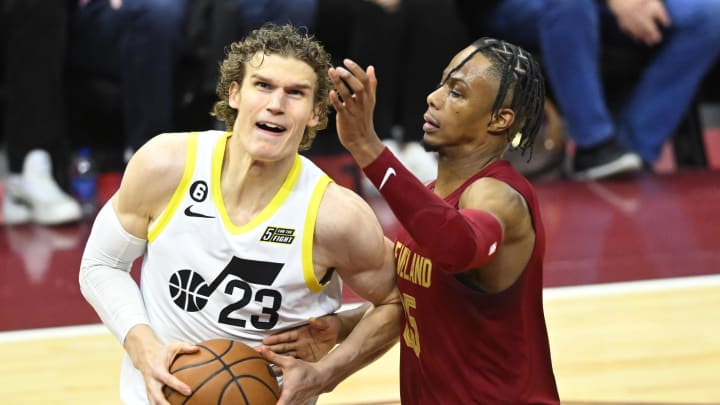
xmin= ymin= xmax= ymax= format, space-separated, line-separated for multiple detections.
xmin=262 ymin=315 xmax=341 ymax=362
xmin=259 ymin=346 xmax=327 ymax=405
xmin=143 ymin=341 xmax=198 ymax=405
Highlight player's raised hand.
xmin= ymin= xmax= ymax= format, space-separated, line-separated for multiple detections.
xmin=329 ymin=59 xmax=385 ymax=167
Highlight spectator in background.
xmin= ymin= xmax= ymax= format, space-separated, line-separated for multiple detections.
xmin=1 ymin=0 xmax=82 ymax=226
xmin=456 ymin=0 xmax=720 ymax=180
xmin=68 ymin=0 xmax=189 ymax=162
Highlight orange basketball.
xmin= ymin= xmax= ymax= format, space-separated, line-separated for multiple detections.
xmin=163 ymin=339 xmax=280 ymax=405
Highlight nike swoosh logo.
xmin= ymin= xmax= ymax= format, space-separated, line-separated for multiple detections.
xmin=184 ymin=205 xmax=215 ymax=218
xmin=379 ymin=167 xmax=396 ymax=190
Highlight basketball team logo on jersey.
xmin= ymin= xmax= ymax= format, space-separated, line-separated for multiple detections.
xmin=260 ymin=226 xmax=296 ymax=245
xmin=168 ymin=256 xmax=285 ymax=329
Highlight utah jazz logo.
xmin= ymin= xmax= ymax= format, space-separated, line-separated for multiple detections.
xmin=260 ymin=227 xmax=296 ymax=245
xmin=168 ymin=257 xmax=283 ymax=329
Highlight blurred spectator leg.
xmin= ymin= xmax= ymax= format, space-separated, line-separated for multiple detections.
xmin=613 ymin=0 xmax=720 ymax=165
xmin=70 ymin=0 xmax=188 ymax=160
xmin=3 ymin=0 xmax=82 ymax=225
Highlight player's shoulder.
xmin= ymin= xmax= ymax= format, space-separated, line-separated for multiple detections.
xmin=318 ymin=183 xmax=381 ymax=233
xmin=128 ymin=132 xmax=193 ymax=176
xmin=119 ymin=132 xmax=194 ymax=200
xmin=322 ymin=183 xmax=374 ymax=216
xmin=464 ymin=176 xmax=528 ymax=216
xmin=316 ymin=183 xmax=386 ymax=270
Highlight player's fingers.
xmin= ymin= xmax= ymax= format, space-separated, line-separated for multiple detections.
xmin=329 ymin=89 xmax=345 ymax=112
xmin=263 ymin=342 xmax=295 ymax=354
xmin=331 ymin=67 xmax=356 ymax=101
xmin=308 ymin=316 xmax=329 ymax=331
xmin=343 ymin=60 xmax=377 ymax=97
xmin=162 ymin=373 xmax=193 ymax=397
xmin=270 ymin=364 xmax=283 ymax=377
xmin=367 ymin=65 xmax=378 ymax=94
xmin=343 ymin=59 xmax=369 ymax=88
xmin=147 ymin=379 xmax=176 ymax=405
xmin=263 ymin=329 xmax=298 ymax=345
xmin=152 ymin=362 xmax=192 ymax=397
xmin=259 ymin=345 xmax=294 ymax=368
xmin=177 ymin=342 xmax=199 ymax=354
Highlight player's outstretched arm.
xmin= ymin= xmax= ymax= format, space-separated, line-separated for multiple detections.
xmin=79 ymin=133 xmax=198 ymax=404
xmin=330 ymin=59 xmax=507 ymax=273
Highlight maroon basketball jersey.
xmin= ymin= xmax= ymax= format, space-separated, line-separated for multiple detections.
xmin=395 ymin=160 xmax=559 ymax=404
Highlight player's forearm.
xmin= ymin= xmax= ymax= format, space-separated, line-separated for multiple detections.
xmin=317 ymin=301 xmax=402 ymax=392
xmin=335 ymin=302 xmax=372 ymax=342
xmin=342 ymin=133 xmax=386 ymax=168
xmin=362 ymin=148 xmax=502 ymax=272
xmin=124 ymin=324 xmax=164 ymax=374
xmin=78 ymin=202 xmax=149 ymax=342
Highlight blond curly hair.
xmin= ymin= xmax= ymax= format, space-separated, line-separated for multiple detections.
xmin=211 ymin=23 xmax=333 ymax=151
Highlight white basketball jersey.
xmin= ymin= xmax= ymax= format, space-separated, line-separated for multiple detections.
xmin=120 ymin=130 xmax=341 ymax=404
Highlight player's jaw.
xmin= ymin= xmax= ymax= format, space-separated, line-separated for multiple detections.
xmin=238 ymin=117 xmax=304 ymax=161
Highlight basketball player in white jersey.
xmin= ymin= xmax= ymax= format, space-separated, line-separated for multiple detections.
xmin=79 ymin=23 xmax=402 ymax=405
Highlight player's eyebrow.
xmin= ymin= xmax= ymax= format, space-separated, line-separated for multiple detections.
xmin=250 ymin=73 xmax=313 ymax=91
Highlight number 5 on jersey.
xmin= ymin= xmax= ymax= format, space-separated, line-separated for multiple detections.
xmin=402 ymin=293 xmax=421 ymax=357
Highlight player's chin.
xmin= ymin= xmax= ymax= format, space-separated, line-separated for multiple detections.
xmin=420 ymin=138 xmax=439 ymax=152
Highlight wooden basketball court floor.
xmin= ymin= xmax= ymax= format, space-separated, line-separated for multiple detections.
xmin=1 ymin=168 xmax=719 ymax=404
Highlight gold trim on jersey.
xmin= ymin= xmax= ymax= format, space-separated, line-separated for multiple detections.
xmin=302 ymin=175 xmax=332 ymax=293
xmin=212 ymin=134 xmax=303 ymax=234
xmin=147 ymin=132 xmax=199 ymax=243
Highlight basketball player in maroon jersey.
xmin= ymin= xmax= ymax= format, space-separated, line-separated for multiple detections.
xmin=265 ymin=37 xmax=560 ymax=403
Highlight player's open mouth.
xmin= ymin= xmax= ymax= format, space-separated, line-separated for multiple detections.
xmin=256 ymin=121 xmax=286 ymax=133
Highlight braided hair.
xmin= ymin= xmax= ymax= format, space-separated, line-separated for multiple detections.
xmin=442 ymin=37 xmax=545 ymax=158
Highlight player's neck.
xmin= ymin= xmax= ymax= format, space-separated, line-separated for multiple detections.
xmin=219 ymin=145 xmax=295 ymax=217
xmin=435 ymin=153 xmax=499 ymax=197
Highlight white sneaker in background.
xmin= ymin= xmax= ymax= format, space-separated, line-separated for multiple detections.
xmin=4 ymin=150 xmax=82 ymax=226
xmin=361 ymin=140 xmax=438 ymax=197
xmin=2 ymin=186 xmax=32 ymax=225
xmin=399 ymin=141 xmax=437 ymax=184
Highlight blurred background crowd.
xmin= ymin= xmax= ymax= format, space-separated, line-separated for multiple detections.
xmin=1 ymin=0 xmax=719 ymax=226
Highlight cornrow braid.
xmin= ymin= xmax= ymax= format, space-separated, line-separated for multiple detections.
xmin=442 ymin=37 xmax=546 ymax=158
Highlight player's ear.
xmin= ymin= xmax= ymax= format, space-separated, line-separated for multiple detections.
xmin=307 ymin=106 xmax=321 ymax=128
xmin=487 ymin=108 xmax=515 ymax=136
xmin=228 ymin=81 xmax=241 ymax=109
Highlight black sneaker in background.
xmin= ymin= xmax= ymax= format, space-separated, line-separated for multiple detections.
xmin=572 ymin=138 xmax=643 ymax=180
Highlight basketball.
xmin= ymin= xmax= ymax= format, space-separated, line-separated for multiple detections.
xmin=163 ymin=339 xmax=280 ymax=405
